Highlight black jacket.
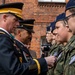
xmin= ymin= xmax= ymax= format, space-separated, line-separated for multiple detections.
xmin=14 ymin=39 xmax=33 ymax=62
xmin=0 ymin=29 xmax=48 ymax=75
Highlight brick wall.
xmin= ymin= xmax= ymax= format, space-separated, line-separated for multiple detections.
xmin=0 ymin=0 xmax=69 ymax=58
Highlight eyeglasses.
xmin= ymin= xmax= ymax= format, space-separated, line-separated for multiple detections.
xmin=65 ymin=13 xmax=75 ymax=22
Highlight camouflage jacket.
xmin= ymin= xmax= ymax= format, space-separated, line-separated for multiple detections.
xmin=53 ymin=44 xmax=65 ymax=75
xmin=63 ymin=35 xmax=75 ymax=75
xmin=47 ymin=44 xmax=63 ymax=75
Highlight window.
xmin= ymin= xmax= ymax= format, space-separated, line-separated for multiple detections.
xmin=38 ymin=0 xmax=66 ymax=3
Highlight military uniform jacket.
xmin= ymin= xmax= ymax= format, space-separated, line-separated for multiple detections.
xmin=54 ymin=45 xmax=64 ymax=75
xmin=47 ymin=44 xmax=62 ymax=75
xmin=0 ymin=29 xmax=48 ymax=75
xmin=63 ymin=35 xmax=75 ymax=75
xmin=14 ymin=39 xmax=33 ymax=62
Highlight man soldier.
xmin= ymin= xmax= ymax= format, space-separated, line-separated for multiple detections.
xmin=0 ymin=2 xmax=56 ymax=75
xmin=14 ymin=19 xmax=36 ymax=62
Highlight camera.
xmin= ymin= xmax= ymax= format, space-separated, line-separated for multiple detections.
xmin=41 ymin=44 xmax=50 ymax=57
xmin=41 ymin=44 xmax=50 ymax=52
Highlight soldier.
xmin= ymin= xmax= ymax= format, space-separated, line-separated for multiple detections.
xmin=46 ymin=24 xmax=54 ymax=44
xmin=47 ymin=22 xmax=62 ymax=75
xmin=0 ymin=2 xmax=56 ymax=75
xmin=54 ymin=12 xmax=73 ymax=75
xmin=42 ymin=22 xmax=56 ymax=57
xmin=18 ymin=19 xmax=37 ymax=59
xmin=63 ymin=0 xmax=75 ymax=75
xmin=41 ymin=24 xmax=53 ymax=58
xmin=14 ymin=19 xmax=36 ymax=62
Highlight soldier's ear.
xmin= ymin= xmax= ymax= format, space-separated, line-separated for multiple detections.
xmin=2 ymin=14 xmax=8 ymax=22
xmin=17 ymin=29 xmax=21 ymax=36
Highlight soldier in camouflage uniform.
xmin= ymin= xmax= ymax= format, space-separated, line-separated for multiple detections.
xmin=63 ymin=35 xmax=75 ymax=75
xmin=41 ymin=23 xmax=53 ymax=58
xmin=47 ymin=22 xmax=56 ymax=75
xmin=48 ymin=33 xmax=63 ymax=75
xmin=47 ymin=21 xmax=63 ymax=75
xmin=54 ymin=12 xmax=73 ymax=75
xmin=63 ymin=0 xmax=75 ymax=75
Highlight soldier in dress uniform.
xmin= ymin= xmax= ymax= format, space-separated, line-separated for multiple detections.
xmin=14 ymin=19 xmax=36 ymax=62
xmin=63 ymin=0 xmax=75 ymax=75
xmin=0 ymin=2 xmax=56 ymax=75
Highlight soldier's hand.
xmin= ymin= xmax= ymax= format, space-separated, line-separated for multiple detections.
xmin=44 ymin=56 xmax=56 ymax=68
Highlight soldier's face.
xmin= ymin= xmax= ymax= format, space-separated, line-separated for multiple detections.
xmin=55 ymin=21 xmax=68 ymax=43
xmin=52 ymin=29 xmax=58 ymax=43
xmin=20 ymin=30 xmax=32 ymax=44
xmin=3 ymin=14 xmax=19 ymax=33
xmin=66 ymin=10 xmax=75 ymax=34
xmin=46 ymin=32 xmax=53 ymax=43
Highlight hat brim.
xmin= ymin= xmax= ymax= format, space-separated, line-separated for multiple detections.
xmin=65 ymin=6 xmax=75 ymax=11
xmin=17 ymin=27 xmax=35 ymax=33
xmin=11 ymin=13 xmax=23 ymax=20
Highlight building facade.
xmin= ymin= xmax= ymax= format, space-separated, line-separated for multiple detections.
xmin=0 ymin=0 xmax=69 ymax=58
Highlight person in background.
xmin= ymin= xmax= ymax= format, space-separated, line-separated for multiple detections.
xmin=41 ymin=23 xmax=54 ymax=58
xmin=47 ymin=21 xmax=62 ymax=75
xmin=0 ymin=2 xmax=56 ymax=75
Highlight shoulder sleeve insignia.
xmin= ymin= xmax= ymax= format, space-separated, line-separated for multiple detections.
xmin=57 ymin=52 xmax=62 ymax=60
xmin=69 ymin=55 xmax=75 ymax=65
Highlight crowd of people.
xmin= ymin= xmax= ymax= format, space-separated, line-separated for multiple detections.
xmin=44 ymin=0 xmax=75 ymax=75
xmin=0 ymin=0 xmax=74 ymax=75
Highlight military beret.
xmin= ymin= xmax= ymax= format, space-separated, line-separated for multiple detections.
xmin=55 ymin=13 xmax=65 ymax=22
xmin=65 ymin=0 xmax=75 ymax=11
xmin=18 ymin=19 xmax=35 ymax=33
xmin=0 ymin=2 xmax=23 ymax=20
xmin=47 ymin=25 xmax=50 ymax=32
xmin=47 ymin=21 xmax=55 ymax=33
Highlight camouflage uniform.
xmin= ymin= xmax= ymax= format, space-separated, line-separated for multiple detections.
xmin=54 ymin=35 xmax=75 ymax=75
xmin=54 ymin=46 xmax=64 ymax=75
xmin=47 ymin=44 xmax=62 ymax=75
xmin=63 ymin=35 xmax=75 ymax=75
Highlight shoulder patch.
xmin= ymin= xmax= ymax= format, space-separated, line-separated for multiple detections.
xmin=57 ymin=52 xmax=62 ymax=60
xmin=53 ymin=52 xmax=58 ymax=57
xmin=69 ymin=55 xmax=75 ymax=65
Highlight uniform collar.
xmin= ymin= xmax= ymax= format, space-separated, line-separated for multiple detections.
xmin=0 ymin=27 xmax=10 ymax=36
xmin=15 ymin=38 xmax=25 ymax=46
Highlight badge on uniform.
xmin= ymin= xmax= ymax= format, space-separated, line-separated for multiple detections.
xmin=69 ymin=55 xmax=75 ymax=65
xmin=57 ymin=52 xmax=62 ymax=60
